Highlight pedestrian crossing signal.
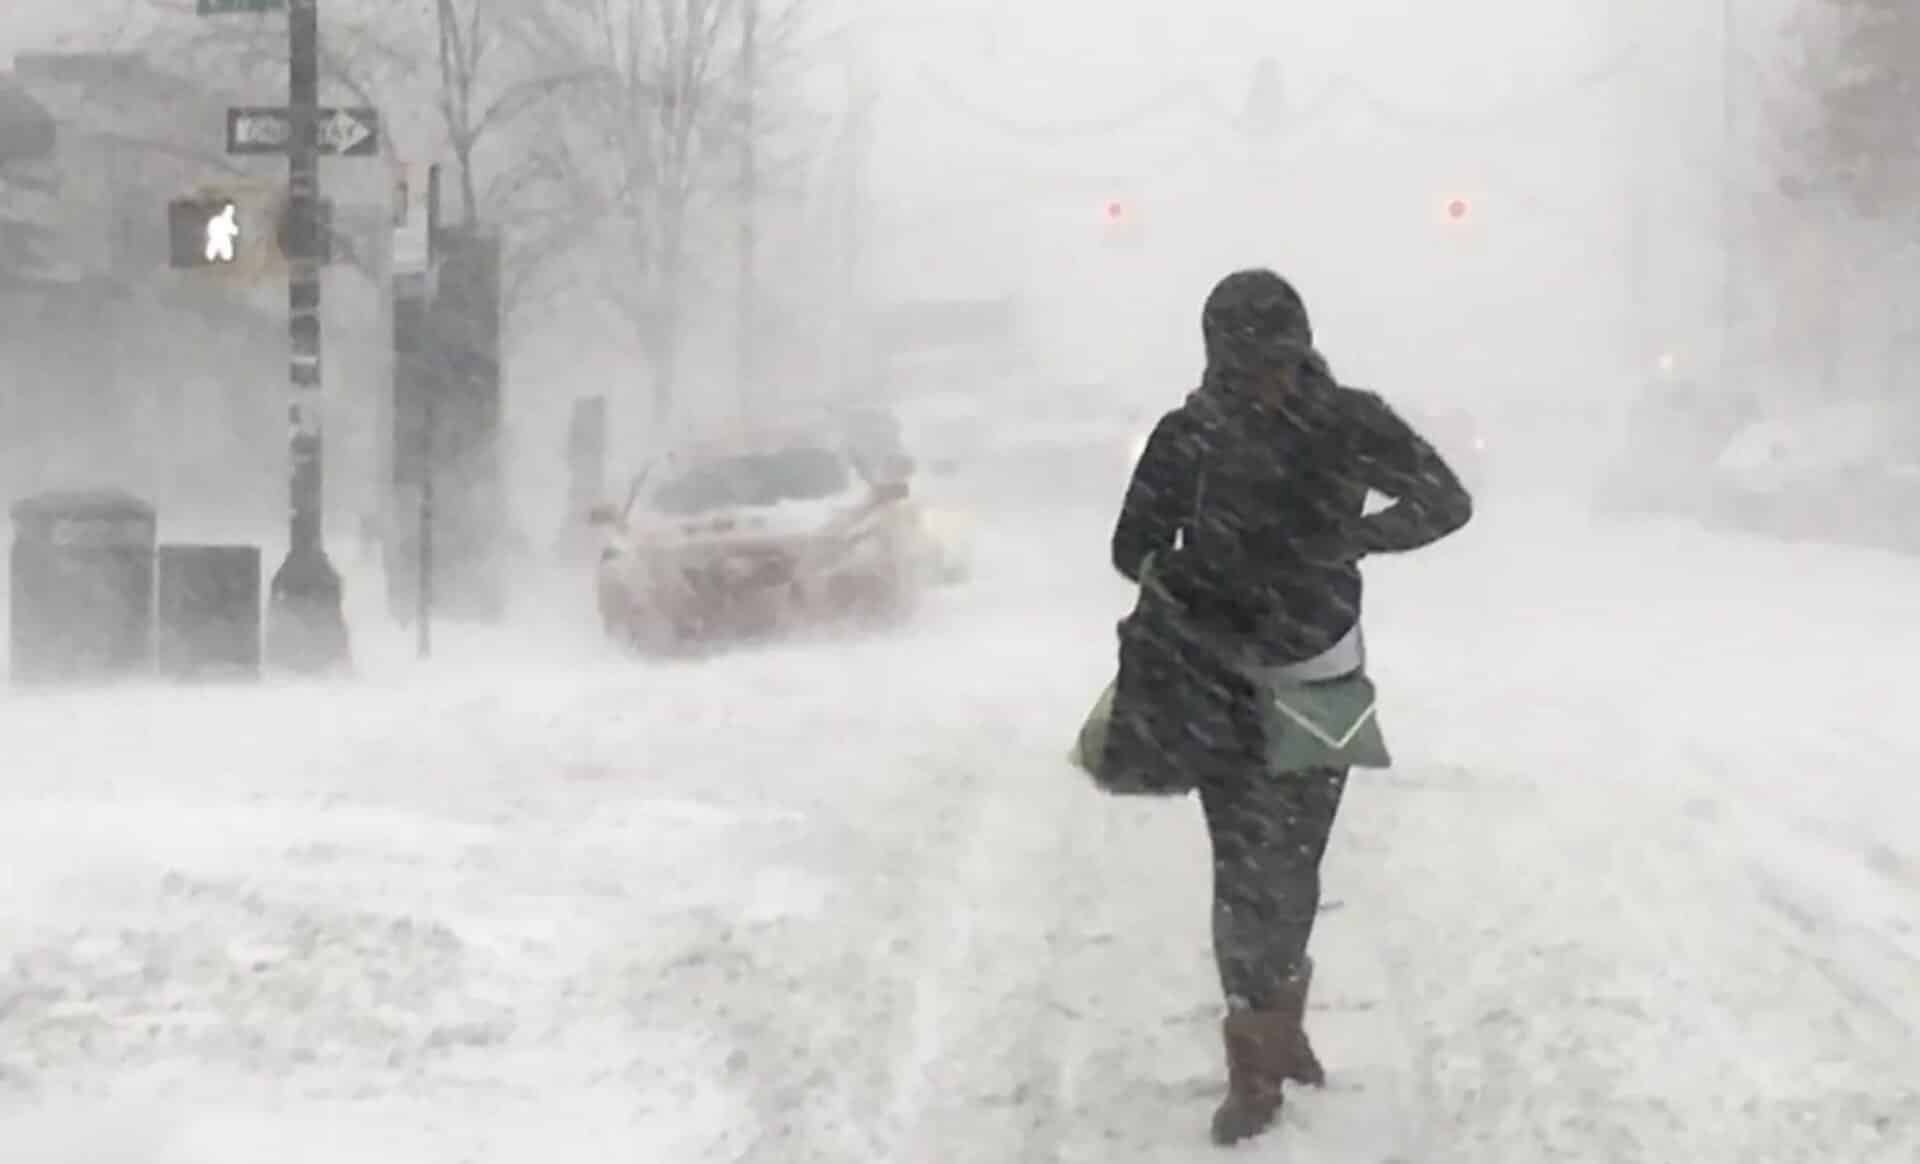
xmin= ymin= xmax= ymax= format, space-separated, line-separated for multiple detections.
xmin=170 ymin=196 xmax=244 ymax=268
xmin=205 ymin=203 xmax=239 ymax=262
xmin=167 ymin=184 xmax=315 ymax=279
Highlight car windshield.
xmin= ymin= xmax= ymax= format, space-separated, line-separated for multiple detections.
xmin=648 ymin=446 xmax=852 ymax=515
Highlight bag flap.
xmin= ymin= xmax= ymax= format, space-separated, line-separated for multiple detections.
xmin=1261 ymin=674 xmax=1379 ymax=750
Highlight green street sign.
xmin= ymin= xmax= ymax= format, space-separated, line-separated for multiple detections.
xmin=197 ymin=0 xmax=286 ymax=14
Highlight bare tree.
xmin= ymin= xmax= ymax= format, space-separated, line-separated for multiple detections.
xmin=411 ymin=0 xmax=611 ymax=229
xmin=103 ymin=0 xmax=815 ymax=399
xmin=1771 ymin=0 xmax=1920 ymax=393
xmin=1784 ymin=0 xmax=1920 ymax=220
xmin=504 ymin=0 xmax=811 ymax=423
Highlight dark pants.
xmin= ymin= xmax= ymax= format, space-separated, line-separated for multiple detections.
xmin=1116 ymin=596 xmax=1351 ymax=1010
xmin=1198 ymin=759 xmax=1349 ymax=1011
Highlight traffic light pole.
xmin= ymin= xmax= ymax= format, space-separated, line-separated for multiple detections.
xmin=737 ymin=0 xmax=758 ymax=413
xmin=266 ymin=0 xmax=352 ymax=673
xmin=415 ymin=163 xmax=441 ymax=661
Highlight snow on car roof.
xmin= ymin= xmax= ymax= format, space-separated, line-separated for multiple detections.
xmin=1716 ymin=401 xmax=1887 ymax=474
xmin=656 ymin=425 xmax=848 ymax=461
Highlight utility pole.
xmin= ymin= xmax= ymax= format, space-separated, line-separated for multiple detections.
xmin=1610 ymin=1 xmax=1651 ymax=374
xmin=418 ymin=362 xmax=435 ymax=660
xmin=415 ymin=163 xmax=442 ymax=660
xmin=840 ymin=62 xmax=873 ymax=401
xmin=388 ymin=159 xmax=439 ymax=646
xmin=266 ymin=0 xmax=351 ymax=672
xmin=1718 ymin=0 xmax=1739 ymax=389
xmin=737 ymin=0 xmax=759 ymax=413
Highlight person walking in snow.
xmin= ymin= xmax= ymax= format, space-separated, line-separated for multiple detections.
xmin=1098 ymin=268 xmax=1472 ymax=1145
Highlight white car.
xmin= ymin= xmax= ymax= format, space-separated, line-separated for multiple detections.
xmin=1708 ymin=402 xmax=1920 ymax=550
xmin=592 ymin=433 xmax=927 ymax=652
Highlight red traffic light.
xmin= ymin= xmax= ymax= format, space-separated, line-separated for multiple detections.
xmin=1100 ymin=198 xmax=1143 ymax=247
xmin=1445 ymin=197 xmax=1471 ymax=222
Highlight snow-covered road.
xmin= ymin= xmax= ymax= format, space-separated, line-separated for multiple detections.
xmin=2 ymin=497 xmax=1916 ymax=1162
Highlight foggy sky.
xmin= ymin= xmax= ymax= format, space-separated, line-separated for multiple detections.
xmin=7 ymin=0 xmax=1805 ymax=412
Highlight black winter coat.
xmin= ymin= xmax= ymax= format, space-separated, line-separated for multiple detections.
xmin=1112 ymin=374 xmax=1474 ymax=666
xmin=1097 ymin=271 xmax=1472 ymax=790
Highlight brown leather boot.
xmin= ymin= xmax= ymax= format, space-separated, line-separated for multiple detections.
xmin=1282 ymin=957 xmax=1326 ymax=1087
xmin=1210 ymin=1008 xmax=1293 ymax=1145
xmin=1209 ymin=962 xmax=1324 ymax=1145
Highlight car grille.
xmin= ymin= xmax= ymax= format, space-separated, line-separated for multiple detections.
xmin=681 ymin=548 xmax=794 ymax=592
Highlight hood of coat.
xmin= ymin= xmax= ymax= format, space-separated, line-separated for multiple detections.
xmin=1189 ymin=268 xmax=1338 ymax=432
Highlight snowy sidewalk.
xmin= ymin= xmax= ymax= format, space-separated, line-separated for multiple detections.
xmin=1 ymin=501 xmax=1916 ymax=1162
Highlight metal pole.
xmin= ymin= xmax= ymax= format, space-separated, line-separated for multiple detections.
xmin=738 ymin=0 xmax=758 ymax=411
xmin=1718 ymin=0 xmax=1738 ymax=387
xmin=418 ymin=388 xmax=434 ymax=659
xmin=416 ymin=163 xmax=441 ymax=660
xmin=266 ymin=0 xmax=351 ymax=672
xmin=840 ymin=66 xmax=867 ymax=400
xmin=1615 ymin=4 xmax=1649 ymax=373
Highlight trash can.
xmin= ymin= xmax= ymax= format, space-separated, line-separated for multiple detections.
xmin=8 ymin=489 xmax=157 ymax=685
xmin=156 ymin=545 xmax=262 ymax=680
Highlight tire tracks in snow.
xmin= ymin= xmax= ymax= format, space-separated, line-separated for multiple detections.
xmin=857 ymin=691 xmax=1219 ymax=1160
xmin=1680 ymin=746 xmax=1920 ymax=1049
xmin=1363 ymin=748 xmax=1920 ymax=1163
xmin=875 ymin=743 xmax=1090 ymax=1162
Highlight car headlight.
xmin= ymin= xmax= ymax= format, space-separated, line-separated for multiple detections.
xmin=919 ymin=506 xmax=976 ymax=542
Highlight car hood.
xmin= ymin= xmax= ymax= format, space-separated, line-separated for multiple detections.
xmin=622 ymin=492 xmax=899 ymax=556
xmin=1716 ymin=405 xmax=1884 ymax=481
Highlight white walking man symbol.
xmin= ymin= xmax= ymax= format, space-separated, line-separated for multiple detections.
xmin=204 ymin=202 xmax=239 ymax=263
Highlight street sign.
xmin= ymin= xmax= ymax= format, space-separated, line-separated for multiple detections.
xmin=227 ymin=108 xmax=291 ymax=154
xmin=226 ymin=107 xmax=380 ymax=157
xmin=317 ymin=107 xmax=378 ymax=156
xmin=391 ymin=162 xmax=439 ymax=277
xmin=197 ymin=0 xmax=285 ymax=13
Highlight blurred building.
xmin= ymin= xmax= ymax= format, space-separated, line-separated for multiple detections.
xmin=0 ymin=52 xmax=388 ymax=536
xmin=0 ymin=53 xmax=288 ymax=521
